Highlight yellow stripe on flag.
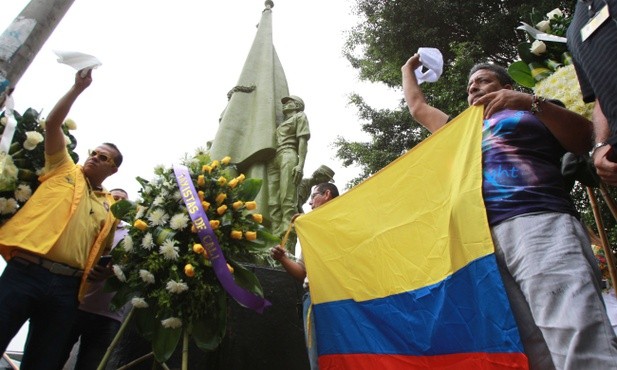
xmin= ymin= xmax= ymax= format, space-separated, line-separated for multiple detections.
xmin=295 ymin=106 xmax=493 ymax=304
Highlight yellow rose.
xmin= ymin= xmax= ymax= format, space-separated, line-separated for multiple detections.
xmin=236 ymin=174 xmax=246 ymax=182
xmin=191 ymin=225 xmax=198 ymax=233
xmin=217 ymin=176 xmax=227 ymax=186
xmin=197 ymin=175 xmax=205 ymax=186
xmin=211 ymin=160 xmax=220 ymax=169
xmin=231 ymin=230 xmax=243 ymax=239
xmin=221 ymin=156 xmax=231 ymax=165
xmin=217 ymin=205 xmax=227 ymax=215
xmin=232 ymin=201 xmax=244 ymax=210
xmin=134 ymin=219 xmax=148 ymax=231
xmin=202 ymin=165 xmax=212 ymax=174
xmin=227 ymin=263 xmax=234 ymax=274
xmin=210 ymin=220 xmax=220 ymax=229
xmin=215 ymin=193 xmax=227 ymax=205
xmin=252 ymin=213 xmax=263 ymax=224
xmin=198 ymin=191 xmax=205 ymax=201
xmin=245 ymin=231 xmax=257 ymax=241
xmin=228 ymin=178 xmax=238 ymax=188
xmin=202 ymin=201 xmax=210 ymax=211
xmin=193 ymin=244 xmax=205 ymax=254
xmin=184 ymin=264 xmax=195 ymax=277
xmin=245 ymin=201 xmax=257 ymax=210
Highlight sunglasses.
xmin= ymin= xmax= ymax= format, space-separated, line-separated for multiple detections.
xmin=88 ymin=149 xmax=117 ymax=167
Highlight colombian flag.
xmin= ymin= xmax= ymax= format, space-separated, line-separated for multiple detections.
xmin=295 ymin=106 xmax=528 ymax=369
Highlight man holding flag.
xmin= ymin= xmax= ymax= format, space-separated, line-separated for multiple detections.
xmin=399 ymin=53 xmax=617 ymax=369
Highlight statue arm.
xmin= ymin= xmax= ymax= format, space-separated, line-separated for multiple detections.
xmin=292 ymin=136 xmax=308 ymax=185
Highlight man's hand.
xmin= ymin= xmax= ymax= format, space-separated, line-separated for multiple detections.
xmin=270 ymin=245 xmax=287 ymax=261
xmin=87 ymin=265 xmax=114 ymax=282
xmin=292 ymin=166 xmax=303 ymax=185
xmin=474 ymin=90 xmax=532 ymax=119
xmin=593 ymin=145 xmax=617 ymax=186
xmin=75 ymin=68 xmax=93 ymax=91
xmin=402 ymin=53 xmax=422 ymax=74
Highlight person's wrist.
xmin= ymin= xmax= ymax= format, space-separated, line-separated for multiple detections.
xmin=590 ymin=142 xmax=609 ymax=159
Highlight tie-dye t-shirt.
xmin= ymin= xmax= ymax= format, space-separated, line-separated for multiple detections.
xmin=482 ymin=109 xmax=577 ymax=226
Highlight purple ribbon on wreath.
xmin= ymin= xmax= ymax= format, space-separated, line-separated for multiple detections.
xmin=173 ymin=165 xmax=271 ymax=313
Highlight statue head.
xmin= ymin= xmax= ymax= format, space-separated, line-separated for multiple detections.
xmin=312 ymin=165 xmax=335 ymax=183
xmin=281 ymin=95 xmax=305 ymax=112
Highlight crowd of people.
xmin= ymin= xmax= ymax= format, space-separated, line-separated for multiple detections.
xmin=1 ymin=2 xmax=617 ymax=368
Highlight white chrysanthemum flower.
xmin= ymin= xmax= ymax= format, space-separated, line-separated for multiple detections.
xmin=23 ymin=131 xmax=44 ymax=150
xmin=14 ymin=184 xmax=32 ymax=202
xmin=161 ymin=317 xmax=182 ymax=329
xmin=131 ymin=297 xmax=149 ymax=308
xmin=63 ymin=118 xmax=77 ymax=130
xmin=122 ymin=235 xmax=134 ymax=252
xmin=148 ymin=208 xmax=169 ymax=226
xmin=153 ymin=195 xmax=165 ymax=206
xmin=169 ymin=213 xmax=189 ymax=230
xmin=112 ymin=265 xmax=126 ymax=282
xmin=166 ymin=279 xmax=189 ymax=294
xmin=135 ymin=205 xmax=147 ymax=219
xmin=141 ymin=232 xmax=154 ymax=250
xmin=172 ymin=191 xmax=182 ymax=200
xmin=534 ymin=65 xmax=594 ymax=120
xmin=159 ymin=239 xmax=179 ymax=260
xmin=2 ymin=198 xmax=18 ymax=214
xmin=139 ymin=269 xmax=156 ymax=284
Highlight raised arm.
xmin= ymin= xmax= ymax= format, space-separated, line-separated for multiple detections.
xmin=475 ymin=89 xmax=593 ymax=155
xmin=401 ymin=54 xmax=449 ymax=133
xmin=45 ymin=69 xmax=92 ymax=156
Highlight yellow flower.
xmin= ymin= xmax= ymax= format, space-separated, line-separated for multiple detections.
xmin=184 ymin=264 xmax=195 ymax=277
xmin=198 ymin=191 xmax=205 ymax=201
xmin=134 ymin=219 xmax=148 ymax=231
xmin=227 ymin=263 xmax=234 ymax=274
xmin=193 ymin=244 xmax=205 ymax=254
xmin=215 ymin=193 xmax=227 ymax=205
xmin=231 ymin=230 xmax=243 ymax=239
xmin=232 ymin=201 xmax=244 ymax=210
xmin=245 ymin=231 xmax=257 ymax=241
xmin=217 ymin=176 xmax=227 ymax=186
xmin=202 ymin=201 xmax=210 ymax=211
xmin=211 ymin=160 xmax=220 ymax=169
xmin=202 ymin=165 xmax=212 ymax=174
xmin=221 ymin=156 xmax=231 ymax=165
xmin=210 ymin=220 xmax=220 ymax=229
xmin=228 ymin=178 xmax=239 ymax=188
xmin=252 ymin=213 xmax=263 ymax=224
xmin=217 ymin=205 xmax=227 ymax=215
xmin=236 ymin=174 xmax=246 ymax=182
xmin=191 ymin=225 xmax=198 ymax=233
xmin=197 ymin=175 xmax=205 ymax=186
xmin=245 ymin=201 xmax=257 ymax=210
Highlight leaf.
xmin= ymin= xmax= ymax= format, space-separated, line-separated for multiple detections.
xmin=110 ymin=199 xmax=134 ymax=221
xmin=228 ymin=261 xmax=264 ymax=298
xmin=152 ymin=324 xmax=182 ymax=363
xmin=192 ymin=290 xmax=227 ymax=351
xmin=236 ymin=178 xmax=262 ymax=200
xmin=134 ymin=306 xmax=159 ymax=341
xmin=508 ymin=61 xmax=536 ymax=88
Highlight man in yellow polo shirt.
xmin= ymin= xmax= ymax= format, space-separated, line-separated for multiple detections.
xmin=0 ymin=69 xmax=122 ymax=370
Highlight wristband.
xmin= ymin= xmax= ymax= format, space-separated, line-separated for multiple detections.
xmin=590 ymin=142 xmax=609 ymax=158
xmin=530 ymin=95 xmax=545 ymax=115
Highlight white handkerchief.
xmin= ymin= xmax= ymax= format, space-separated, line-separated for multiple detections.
xmin=54 ymin=50 xmax=102 ymax=72
xmin=415 ymin=47 xmax=443 ymax=84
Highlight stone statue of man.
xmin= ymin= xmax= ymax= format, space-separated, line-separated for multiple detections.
xmin=267 ymin=95 xmax=310 ymax=236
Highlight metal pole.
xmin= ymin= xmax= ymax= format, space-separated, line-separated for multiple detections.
xmin=0 ymin=0 xmax=75 ymax=105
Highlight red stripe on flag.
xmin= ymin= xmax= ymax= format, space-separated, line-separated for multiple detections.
xmin=319 ymin=352 xmax=528 ymax=370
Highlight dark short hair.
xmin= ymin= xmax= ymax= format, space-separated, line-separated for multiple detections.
xmin=315 ymin=182 xmax=339 ymax=198
xmin=110 ymin=188 xmax=128 ymax=196
xmin=102 ymin=142 xmax=123 ymax=167
xmin=468 ymin=63 xmax=514 ymax=87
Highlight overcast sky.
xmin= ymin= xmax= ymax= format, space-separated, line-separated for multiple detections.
xmin=0 ymin=0 xmax=402 ymax=351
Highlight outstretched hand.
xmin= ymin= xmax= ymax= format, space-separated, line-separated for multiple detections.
xmin=474 ymin=90 xmax=532 ymax=119
xmin=75 ymin=68 xmax=93 ymax=91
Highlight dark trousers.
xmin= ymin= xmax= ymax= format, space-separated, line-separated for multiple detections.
xmin=0 ymin=259 xmax=80 ymax=370
xmin=60 ymin=310 xmax=121 ymax=370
